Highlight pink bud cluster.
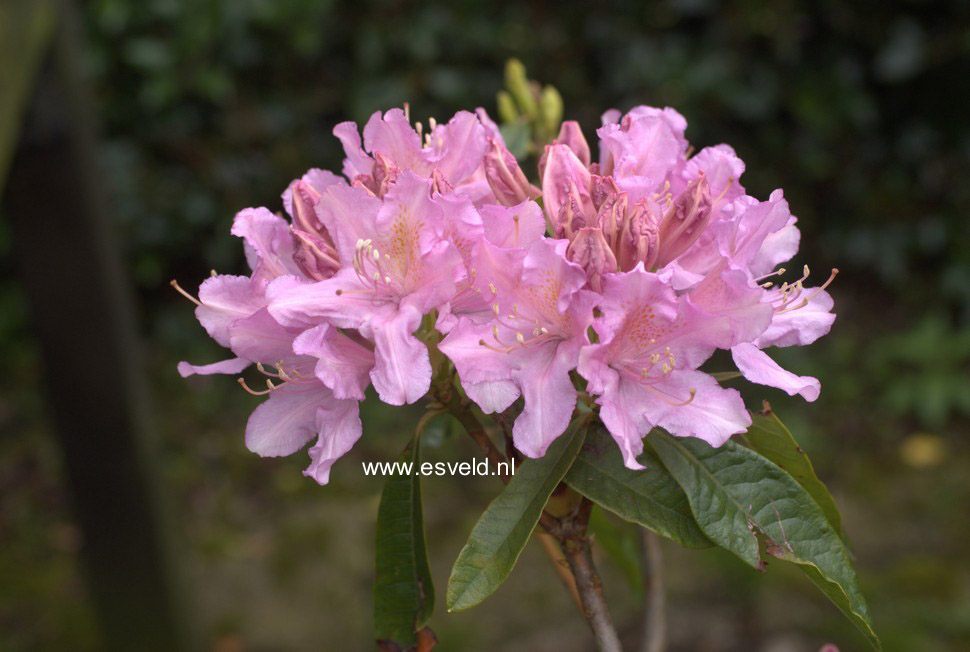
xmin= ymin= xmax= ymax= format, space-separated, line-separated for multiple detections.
xmin=179 ymin=104 xmax=836 ymax=481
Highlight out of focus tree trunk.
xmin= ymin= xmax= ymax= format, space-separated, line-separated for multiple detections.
xmin=2 ymin=1 xmax=192 ymax=649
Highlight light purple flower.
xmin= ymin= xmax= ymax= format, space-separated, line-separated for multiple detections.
xmin=177 ymin=198 xmax=374 ymax=484
xmin=578 ymin=264 xmax=752 ymax=468
xmin=438 ymin=238 xmax=597 ymax=457
xmin=177 ymin=101 xmax=840 ymax=483
xmin=333 ymin=108 xmax=491 ymax=201
xmin=267 ymin=171 xmax=465 ymax=405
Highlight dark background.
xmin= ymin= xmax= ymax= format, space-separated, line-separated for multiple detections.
xmin=2 ymin=1 xmax=969 ymax=650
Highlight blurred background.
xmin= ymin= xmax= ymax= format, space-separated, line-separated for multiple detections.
xmin=2 ymin=1 xmax=969 ymax=650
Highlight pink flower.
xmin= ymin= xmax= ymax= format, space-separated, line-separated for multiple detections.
xmin=537 ymin=117 xmax=734 ymax=287
xmin=438 ymin=238 xmax=597 ymax=458
xmin=177 ymin=196 xmax=374 ymax=484
xmin=537 ymin=110 xmax=836 ymax=414
xmin=434 ymin=192 xmax=547 ymax=334
xmin=232 ymin=315 xmax=373 ymax=485
xmin=578 ymin=264 xmax=752 ymax=468
xmin=177 ymin=101 xmax=839 ymax=482
xmin=267 ymin=171 xmax=465 ymax=405
xmin=333 ymin=108 xmax=492 ymax=201
xmin=728 ymin=264 xmax=838 ymax=402
xmin=680 ymin=189 xmax=838 ymax=402
xmin=597 ymin=106 xmax=688 ymax=183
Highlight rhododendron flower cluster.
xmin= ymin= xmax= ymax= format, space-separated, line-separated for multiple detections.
xmin=178 ymin=104 xmax=836 ymax=482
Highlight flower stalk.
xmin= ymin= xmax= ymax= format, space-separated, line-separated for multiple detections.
xmin=553 ymin=497 xmax=624 ymax=652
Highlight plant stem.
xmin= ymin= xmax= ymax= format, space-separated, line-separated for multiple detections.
xmin=536 ymin=531 xmax=584 ymax=611
xmin=437 ymin=380 xmax=621 ymax=650
xmin=433 ymin=381 xmax=509 ymax=481
xmin=555 ymin=498 xmax=624 ymax=652
xmin=640 ymin=530 xmax=665 ymax=652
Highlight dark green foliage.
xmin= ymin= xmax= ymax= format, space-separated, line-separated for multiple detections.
xmin=446 ymin=419 xmax=586 ymax=612
xmin=566 ymin=425 xmax=710 ymax=548
xmin=649 ymin=431 xmax=879 ymax=649
xmin=374 ymin=436 xmax=434 ymax=646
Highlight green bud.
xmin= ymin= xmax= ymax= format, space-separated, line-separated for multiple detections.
xmin=504 ymin=58 xmax=538 ymax=118
xmin=539 ymin=85 xmax=564 ymax=143
xmin=496 ymin=90 xmax=519 ymax=124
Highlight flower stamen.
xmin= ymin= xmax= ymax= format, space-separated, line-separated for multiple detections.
xmin=170 ymin=280 xmax=201 ymax=306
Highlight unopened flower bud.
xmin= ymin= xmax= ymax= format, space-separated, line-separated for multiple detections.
xmin=566 ymin=227 xmax=617 ymax=292
xmin=542 ymin=144 xmax=595 ymax=238
xmin=656 ymin=174 xmax=713 ymax=267
xmin=290 ymin=180 xmax=323 ymax=235
xmin=292 ymin=228 xmax=340 ymax=281
xmin=505 ymin=59 xmax=538 ymax=118
xmin=484 ymin=139 xmax=538 ymax=206
xmin=352 ymin=175 xmax=378 ymax=197
xmin=539 ymin=85 xmax=564 ymax=141
xmin=618 ymin=198 xmax=660 ymax=271
xmin=372 ymin=153 xmax=399 ymax=198
xmin=555 ymin=189 xmax=590 ymax=240
xmin=595 ymin=189 xmax=627 ymax=251
xmin=430 ymin=168 xmax=454 ymax=196
xmin=496 ymin=90 xmax=519 ymax=124
xmin=556 ymin=121 xmax=591 ymax=168
xmin=590 ymin=174 xmax=619 ymax=211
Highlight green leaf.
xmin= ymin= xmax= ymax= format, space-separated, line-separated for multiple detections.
xmin=499 ymin=122 xmax=531 ymax=161
xmin=648 ymin=431 xmax=880 ymax=650
xmin=446 ymin=419 xmax=587 ymax=612
xmin=565 ymin=426 xmax=710 ymax=549
xmin=588 ymin=505 xmax=644 ymax=599
xmin=374 ymin=436 xmax=434 ymax=646
xmin=743 ymin=408 xmax=843 ymax=535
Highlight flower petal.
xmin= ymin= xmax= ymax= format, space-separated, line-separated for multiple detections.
xmin=683 ymin=144 xmax=745 ymax=203
xmin=303 ymin=397 xmax=363 ymax=485
xmin=292 ymin=324 xmax=375 ymax=401
xmin=333 ymin=120 xmax=374 ymax=180
xmin=510 ymin=340 xmax=578 ymax=458
xmin=231 ymin=207 xmax=300 ymax=283
xmin=596 ymin=376 xmax=651 ymax=471
xmin=363 ymin=108 xmax=426 ymax=173
xmin=315 ymin=183 xmax=382 ymax=265
xmin=463 ymin=379 xmax=520 ymax=414
xmin=725 ymin=190 xmax=793 ymax=267
xmin=732 ymin=342 xmax=820 ymax=401
xmin=541 ymin=144 xmax=593 ymax=236
xmin=177 ymin=357 xmax=251 ymax=378
xmin=427 ymin=110 xmax=488 ymax=184
xmin=266 ymin=269 xmax=369 ymax=331
xmin=195 ymin=275 xmax=265 ymax=347
xmin=756 ymin=289 xmax=836 ymax=348
xmin=227 ymin=308 xmax=300 ymax=362
xmin=480 ymin=200 xmax=547 ymax=249
xmin=438 ymin=317 xmax=516 ymax=385
xmin=750 ymin=218 xmax=800 ymax=277
xmin=281 ymin=168 xmax=345 ymax=216
xmin=641 ymin=370 xmax=751 ymax=447
xmin=245 ymin=383 xmax=329 ymax=457
xmin=369 ymin=305 xmax=431 ymax=405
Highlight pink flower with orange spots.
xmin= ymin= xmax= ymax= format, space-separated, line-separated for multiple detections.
xmin=438 ymin=238 xmax=597 ymax=458
xmin=578 ymin=264 xmax=752 ymax=468
xmin=267 ymin=171 xmax=465 ymax=406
